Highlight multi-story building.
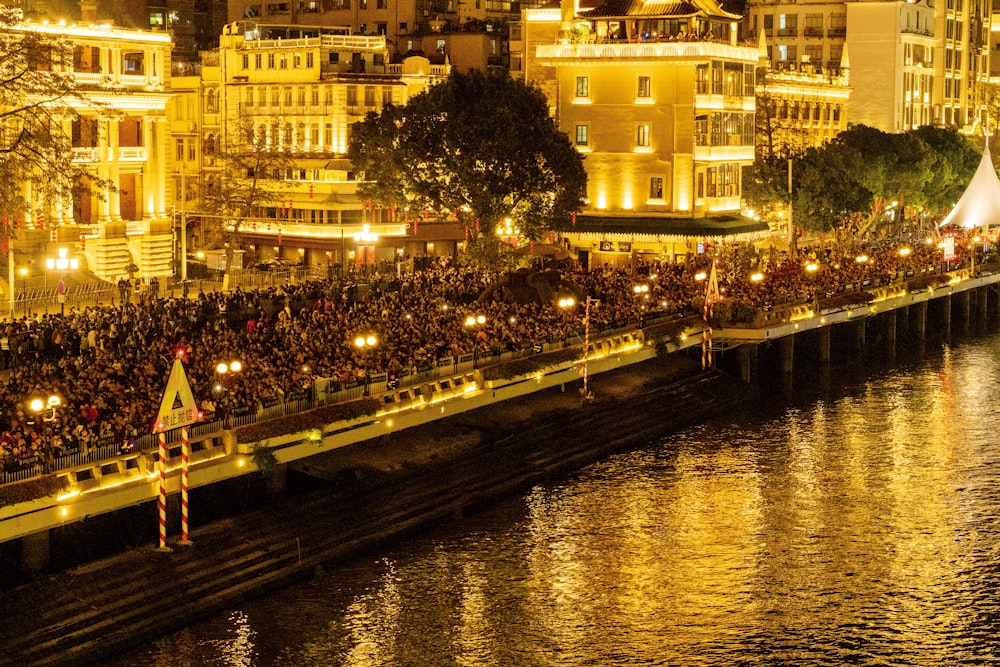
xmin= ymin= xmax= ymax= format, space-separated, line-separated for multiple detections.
xmin=745 ymin=0 xmax=989 ymax=133
xmin=198 ymin=20 xmax=454 ymax=269
xmin=755 ymin=31 xmax=850 ymax=155
xmin=226 ymin=0 xmax=524 ymax=73
xmin=4 ymin=14 xmax=176 ymax=281
xmin=519 ymin=0 xmax=768 ymax=266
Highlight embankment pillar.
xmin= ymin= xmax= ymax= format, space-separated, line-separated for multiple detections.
xmin=737 ymin=344 xmax=756 ymax=383
xmin=883 ymin=311 xmax=896 ymax=357
xmin=779 ymin=335 xmax=794 ymax=374
xmin=958 ymin=290 xmax=971 ymax=334
xmin=854 ymin=318 xmax=866 ymax=351
xmin=818 ymin=327 xmax=831 ymax=363
xmin=976 ymin=286 xmax=989 ymax=325
xmin=939 ymin=293 xmax=952 ymax=336
xmin=912 ymin=301 xmax=927 ymax=339
xmin=22 ymin=530 xmax=50 ymax=572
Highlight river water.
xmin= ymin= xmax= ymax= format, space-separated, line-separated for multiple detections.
xmin=116 ymin=332 xmax=1000 ymax=666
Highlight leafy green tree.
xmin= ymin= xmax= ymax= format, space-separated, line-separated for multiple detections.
xmin=198 ymin=114 xmax=293 ymax=275
xmin=348 ymin=69 xmax=587 ymax=266
xmin=789 ymin=125 xmax=968 ymax=241
xmin=910 ymin=125 xmax=980 ymax=213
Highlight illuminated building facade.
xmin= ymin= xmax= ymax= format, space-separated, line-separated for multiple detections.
xmin=745 ymin=0 xmax=990 ymax=133
xmin=225 ymin=0 xmax=523 ymax=73
xmin=519 ymin=0 xmax=767 ymax=266
xmin=756 ymin=31 xmax=851 ymax=154
xmin=206 ymin=21 xmax=452 ymax=268
xmin=4 ymin=16 xmax=175 ymax=281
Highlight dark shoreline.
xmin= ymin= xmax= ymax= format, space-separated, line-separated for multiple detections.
xmin=0 ymin=355 xmax=754 ymax=667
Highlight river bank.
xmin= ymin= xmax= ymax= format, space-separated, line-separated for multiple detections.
xmin=0 ymin=352 xmax=754 ymax=667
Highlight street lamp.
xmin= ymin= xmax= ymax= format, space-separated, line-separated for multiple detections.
xmin=463 ymin=315 xmax=487 ymax=367
xmin=28 ymin=393 xmax=61 ymax=472
xmin=213 ymin=359 xmax=243 ymax=394
xmin=354 ymin=334 xmax=378 ymax=395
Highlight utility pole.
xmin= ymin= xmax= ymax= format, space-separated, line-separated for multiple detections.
xmin=180 ymin=163 xmax=188 ymax=282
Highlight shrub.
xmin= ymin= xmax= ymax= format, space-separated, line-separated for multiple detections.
xmin=0 ymin=475 xmax=68 ymax=508
xmin=235 ymin=397 xmax=381 ymax=444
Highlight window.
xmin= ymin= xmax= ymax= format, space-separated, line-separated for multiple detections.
xmin=207 ymin=89 xmax=218 ymax=113
xmin=306 ymin=52 xmax=314 ymax=68
xmin=636 ymin=124 xmax=650 ymax=147
xmin=311 ymin=87 xmax=320 ymax=105
xmin=293 ymin=53 xmax=301 ymax=68
xmin=267 ymin=53 xmax=275 ymax=68
xmin=711 ymin=61 xmax=723 ymax=95
xmin=279 ymin=54 xmax=288 ymax=69
xmin=242 ymin=54 xmax=249 ymax=69
xmin=284 ymin=87 xmax=292 ymax=105
xmin=324 ymin=87 xmax=333 ymax=105
xmin=575 ymin=76 xmax=589 ymax=98
xmin=637 ymin=76 xmax=650 ymax=98
xmin=649 ymin=177 xmax=663 ymax=200
xmin=696 ymin=64 xmax=708 ymax=94
xmin=383 ymin=87 xmax=393 ymax=105
xmin=575 ymin=124 xmax=589 ymax=146
xmin=255 ymin=53 xmax=262 ymax=69
xmin=763 ymin=14 xmax=773 ymax=31
xmin=805 ymin=45 xmax=823 ymax=64
xmin=347 ymin=86 xmax=358 ymax=107
xmin=804 ymin=14 xmax=822 ymax=36
xmin=122 ymin=52 xmax=144 ymax=74
xmin=175 ymin=138 xmax=185 ymax=161
xmin=378 ymin=0 xmax=387 ymax=7
xmin=246 ymin=88 xmax=254 ymax=107
xmin=365 ymin=85 xmax=376 ymax=106
xmin=297 ymin=87 xmax=306 ymax=105
xmin=777 ymin=45 xmax=797 ymax=62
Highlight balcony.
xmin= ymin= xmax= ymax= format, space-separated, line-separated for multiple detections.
xmin=803 ymin=27 xmax=823 ymax=37
xmin=777 ymin=28 xmax=798 ymax=37
xmin=72 ymin=147 xmax=99 ymax=163
xmin=827 ymin=28 xmax=846 ymax=38
xmin=119 ymin=147 xmax=147 ymax=162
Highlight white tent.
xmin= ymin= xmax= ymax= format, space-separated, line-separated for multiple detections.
xmin=939 ymin=142 xmax=1000 ymax=229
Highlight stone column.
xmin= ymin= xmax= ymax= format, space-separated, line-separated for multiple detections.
xmin=97 ymin=116 xmax=111 ymax=223
xmin=142 ymin=118 xmax=155 ymax=220
xmin=958 ymin=290 xmax=971 ymax=334
xmin=109 ymin=116 xmax=121 ymax=221
xmin=154 ymin=117 xmax=168 ymax=218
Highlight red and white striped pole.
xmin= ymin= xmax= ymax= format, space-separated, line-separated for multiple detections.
xmin=157 ymin=430 xmax=168 ymax=550
xmin=180 ymin=425 xmax=191 ymax=545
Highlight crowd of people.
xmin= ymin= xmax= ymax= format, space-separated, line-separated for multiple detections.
xmin=0 ymin=233 xmax=985 ymax=475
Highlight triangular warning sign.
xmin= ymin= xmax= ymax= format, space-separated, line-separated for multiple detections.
xmin=705 ymin=261 xmax=722 ymax=306
xmin=154 ymin=359 xmax=198 ymax=432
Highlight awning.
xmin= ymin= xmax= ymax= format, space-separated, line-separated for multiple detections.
xmin=324 ymin=159 xmax=354 ymax=171
xmin=553 ymin=213 xmax=769 ymax=239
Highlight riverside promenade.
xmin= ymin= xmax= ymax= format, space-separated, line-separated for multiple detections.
xmin=0 ymin=348 xmax=751 ymax=667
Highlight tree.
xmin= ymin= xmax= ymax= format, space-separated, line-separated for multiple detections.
xmin=198 ymin=114 xmax=293 ymax=274
xmin=0 ymin=8 xmax=113 ymax=230
xmin=790 ymin=125 xmax=960 ymax=241
xmin=910 ymin=125 xmax=980 ymax=214
xmin=348 ymin=69 xmax=587 ymax=266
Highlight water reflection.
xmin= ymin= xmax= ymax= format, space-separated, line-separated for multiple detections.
xmin=115 ymin=335 xmax=1000 ymax=666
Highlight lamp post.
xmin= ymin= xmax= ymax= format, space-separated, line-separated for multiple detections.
xmin=45 ymin=248 xmax=78 ymax=315
xmin=464 ymin=314 xmax=487 ymax=368
xmin=28 ymin=393 xmax=61 ymax=472
xmin=213 ymin=359 xmax=243 ymax=424
xmin=354 ymin=334 xmax=378 ymax=395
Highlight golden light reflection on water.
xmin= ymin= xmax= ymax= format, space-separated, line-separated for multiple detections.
xmin=114 ymin=338 xmax=1000 ymax=666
